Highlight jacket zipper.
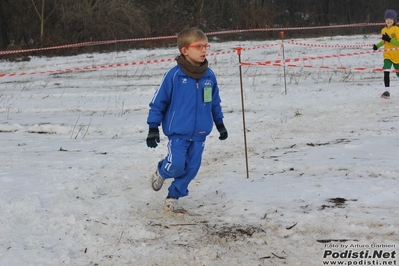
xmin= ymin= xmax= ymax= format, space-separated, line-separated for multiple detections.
xmin=191 ymin=80 xmax=199 ymax=140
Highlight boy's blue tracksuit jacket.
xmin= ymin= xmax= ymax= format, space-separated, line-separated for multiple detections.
xmin=147 ymin=64 xmax=224 ymax=142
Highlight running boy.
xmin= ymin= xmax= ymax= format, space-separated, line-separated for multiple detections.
xmin=146 ymin=27 xmax=228 ymax=213
xmin=373 ymin=9 xmax=399 ymax=99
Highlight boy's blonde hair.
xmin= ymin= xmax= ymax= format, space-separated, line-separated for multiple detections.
xmin=177 ymin=27 xmax=208 ymax=52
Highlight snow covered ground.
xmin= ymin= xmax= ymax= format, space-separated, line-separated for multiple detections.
xmin=0 ymin=34 xmax=398 ymax=266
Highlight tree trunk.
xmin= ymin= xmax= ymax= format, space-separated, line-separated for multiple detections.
xmin=0 ymin=0 xmax=9 ymax=49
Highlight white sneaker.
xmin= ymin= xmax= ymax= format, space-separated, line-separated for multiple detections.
xmin=151 ymin=170 xmax=164 ymax=191
xmin=164 ymin=198 xmax=186 ymax=214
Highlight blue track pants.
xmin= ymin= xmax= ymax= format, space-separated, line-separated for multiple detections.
xmin=158 ymin=139 xmax=205 ymax=199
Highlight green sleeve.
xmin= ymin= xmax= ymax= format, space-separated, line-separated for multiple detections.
xmin=376 ymin=41 xmax=384 ymax=49
xmin=390 ymin=39 xmax=399 ymax=46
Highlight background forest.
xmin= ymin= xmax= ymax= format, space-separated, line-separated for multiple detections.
xmin=0 ymin=0 xmax=398 ymax=53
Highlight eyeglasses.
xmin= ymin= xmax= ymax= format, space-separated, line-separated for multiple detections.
xmin=186 ymin=44 xmax=211 ymax=50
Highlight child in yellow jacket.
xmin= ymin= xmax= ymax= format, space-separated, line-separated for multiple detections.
xmin=373 ymin=9 xmax=399 ymax=99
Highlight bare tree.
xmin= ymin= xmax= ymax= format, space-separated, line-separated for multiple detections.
xmin=1 ymin=0 xmax=398 ymax=53
xmin=0 ymin=0 xmax=9 ymax=49
xmin=31 ymin=0 xmax=58 ymax=40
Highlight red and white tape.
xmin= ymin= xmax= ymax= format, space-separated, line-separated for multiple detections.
xmin=245 ymin=50 xmax=377 ymax=66
xmin=0 ymin=22 xmax=384 ymax=56
xmin=1 ymin=39 xmax=397 ymax=78
xmin=0 ymin=58 xmax=176 ymax=78
xmin=287 ymin=42 xmax=371 ymax=49
xmin=240 ymin=62 xmax=399 ymax=73
xmin=0 ymin=44 xmax=279 ymax=78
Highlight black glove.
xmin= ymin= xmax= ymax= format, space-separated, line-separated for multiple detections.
xmin=146 ymin=128 xmax=160 ymax=148
xmin=216 ymin=124 xmax=228 ymax=140
xmin=372 ymin=44 xmax=378 ymax=50
xmin=382 ymin=33 xmax=391 ymax=42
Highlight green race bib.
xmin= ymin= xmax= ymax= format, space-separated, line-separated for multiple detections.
xmin=204 ymin=87 xmax=212 ymax=102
